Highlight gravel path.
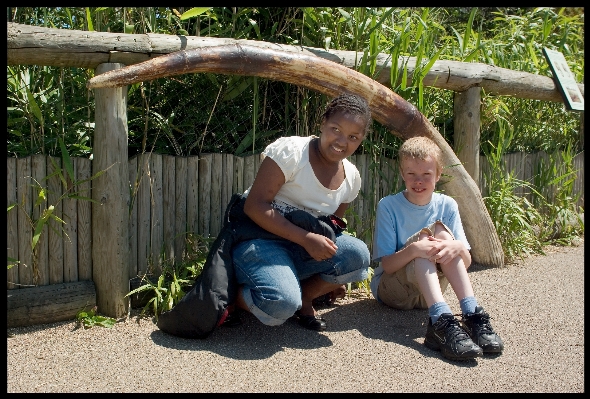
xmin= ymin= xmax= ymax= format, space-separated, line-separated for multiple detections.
xmin=8 ymin=241 xmax=584 ymax=393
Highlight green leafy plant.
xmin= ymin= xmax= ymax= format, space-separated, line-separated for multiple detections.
xmin=340 ymin=214 xmax=374 ymax=299
xmin=76 ymin=306 xmax=116 ymax=329
xmin=482 ymin=121 xmax=545 ymax=263
xmin=126 ymin=232 xmax=213 ymax=319
xmin=531 ymin=142 xmax=584 ymax=245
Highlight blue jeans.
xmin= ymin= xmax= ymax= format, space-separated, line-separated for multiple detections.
xmin=232 ymin=233 xmax=370 ymax=326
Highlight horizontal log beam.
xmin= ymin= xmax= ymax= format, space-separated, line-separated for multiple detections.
xmin=7 ymin=281 xmax=96 ymax=328
xmin=8 ymin=22 xmax=583 ymax=103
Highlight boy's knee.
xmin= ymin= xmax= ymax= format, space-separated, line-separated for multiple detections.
xmin=418 ymin=232 xmax=431 ymax=240
xmin=433 ymin=221 xmax=453 ymax=240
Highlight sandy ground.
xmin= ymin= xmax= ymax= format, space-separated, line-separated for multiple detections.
xmin=7 ymin=241 xmax=584 ymax=392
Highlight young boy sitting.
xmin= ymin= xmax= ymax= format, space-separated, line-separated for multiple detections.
xmin=370 ymin=136 xmax=504 ymax=361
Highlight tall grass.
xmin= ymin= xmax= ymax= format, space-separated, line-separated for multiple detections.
xmin=482 ymin=121 xmax=545 ymax=263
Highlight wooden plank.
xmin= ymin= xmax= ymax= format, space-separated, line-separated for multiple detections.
xmin=77 ymin=157 xmax=92 ymax=281
xmin=346 ymin=155 xmax=358 ymax=234
xmin=254 ymin=152 xmax=264 ymax=180
xmin=47 ymin=156 xmax=64 ymax=285
xmin=210 ymin=153 xmax=223 ymax=238
xmin=357 ymin=154 xmax=369 ymax=239
xmin=137 ymin=153 xmax=151 ymax=276
xmin=7 ymin=157 xmax=19 ymax=289
xmin=233 ymin=155 xmax=244 ymax=195
xmin=7 ymin=281 xmax=96 ymax=328
xmin=91 ymin=62 xmax=130 ymax=318
xmin=149 ymin=153 xmax=163 ymax=275
xmin=128 ymin=156 xmax=138 ymax=278
xmin=17 ymin=157 xmax=33 ymax=288
xmin=393 ymin=157 xmax=402 ymax=193
xmin=366 ymin=154 xmax=378 ymax=244
xmin=162 ymin=154 xmax=176 ymax=263
xmin=479 ymin=155 xmax=490 ymax=197
xmin=221 ymin=153 xmax=234 ymax=219
xmin=63 ymin=157 xmax=78 ymax=283
xmin=31 ymin=154 xmax=48 ymax=286
xmin=186 ymin=156 xmax=199 ymax=235
xmin=522 ymin=153 xmax=534 ymax=202
xmin=509 ymin=153 xmax=526 ymax=197
xmin=383 ymin=157 xmax=397 ymax=198
xmin=243 ymin=154 xmax=255 ymax=192
xmin=175 ymin=156 xmax=188 ymax=261
xmin=198 ymin=154 xmax=212 ymax=238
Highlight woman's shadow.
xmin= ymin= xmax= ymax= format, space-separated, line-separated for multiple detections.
xmin=149 ymin=310 xmax=334 ymax=360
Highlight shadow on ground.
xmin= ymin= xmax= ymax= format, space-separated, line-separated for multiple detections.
xmin=149 ymin=296 xmax=481 ymax=366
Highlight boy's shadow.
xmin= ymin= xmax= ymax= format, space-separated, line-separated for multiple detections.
xmin=319 ymin=297 xmax=480 ymax=366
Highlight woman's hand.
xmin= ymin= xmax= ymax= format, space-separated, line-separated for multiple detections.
xmin=303 ymin=232 xmax=338 ymax=261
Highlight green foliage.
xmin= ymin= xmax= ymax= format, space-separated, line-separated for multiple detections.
xmin=340 ymin=215 xmax=374 ymax=298
xmin=125 ymin=232 xmax=213 ymax=319
xmin=76 ymin=306 xmax=116 ymax=329
xmin=482 ymin=123 xmax=545 ymax=263
xmin=7 ymin=7 xmax=584 ymax=265
xmin=530 ymin=142 xmax=584 ymax=245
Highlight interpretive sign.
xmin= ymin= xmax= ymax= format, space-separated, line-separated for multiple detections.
xmin=542 ymin=47 xmax=584 ymax=111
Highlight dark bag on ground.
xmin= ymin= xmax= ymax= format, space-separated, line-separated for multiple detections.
xmin=156 ymin=193 xmax=345 ymax=339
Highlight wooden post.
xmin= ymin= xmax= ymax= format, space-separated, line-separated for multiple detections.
xmin=7 ymin=158 xmax=19 ymax=289
xmin=580 ymin=112 xmax=584 ymax=151
xmin=453 ymin=87 xmax=482 ymax=187
xmin=91 ymin=63 xmax=130 ymax=319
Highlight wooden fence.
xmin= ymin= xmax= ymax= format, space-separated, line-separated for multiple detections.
xmin=7 ymin=150 xmax=584 ymax=290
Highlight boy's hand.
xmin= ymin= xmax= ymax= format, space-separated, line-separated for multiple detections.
xmin=424 ymin=236 xmax=464 ymax=266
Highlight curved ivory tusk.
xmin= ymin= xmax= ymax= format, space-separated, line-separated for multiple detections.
xmin=87 ymin=44 xmax=504 ymax=267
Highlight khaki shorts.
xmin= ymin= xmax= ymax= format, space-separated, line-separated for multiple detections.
xmin=377 ymin=220 xmax=453 ymax=310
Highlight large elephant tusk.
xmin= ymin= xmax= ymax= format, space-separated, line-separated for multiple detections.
xmin=88 ymin=43 xmax=504 ymax=268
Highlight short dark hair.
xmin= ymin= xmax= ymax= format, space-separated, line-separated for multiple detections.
xmin=321 ymin=93 xmax=373 ymax=136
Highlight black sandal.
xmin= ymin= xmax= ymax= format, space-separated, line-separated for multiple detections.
xmin=295 ymin=311 xmax=327 ymax=331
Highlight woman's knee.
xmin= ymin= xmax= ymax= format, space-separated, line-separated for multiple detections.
xmin=248 ymin=283 xmax=302 ymax=323
xmin=336 ymin=234 xmax=370 ymax=266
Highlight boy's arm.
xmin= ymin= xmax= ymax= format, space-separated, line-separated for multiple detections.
xmin=380 ymin=244 xmax=418 ymax=274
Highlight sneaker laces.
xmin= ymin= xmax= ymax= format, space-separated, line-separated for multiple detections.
xmin=465 ymin=312 xmax=495 ymax=335
xmin=440 ymin=316 xmax=471 ymax=342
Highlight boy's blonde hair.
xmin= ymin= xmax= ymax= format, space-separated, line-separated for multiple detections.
xmin=398 ymin=136 xmax=443 ymax=174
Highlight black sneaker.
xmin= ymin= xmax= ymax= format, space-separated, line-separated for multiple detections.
xmin=462 ymin=306 xmax=504 ymax=354
xmin=424 ymin=313 xmax=483 ymax=361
